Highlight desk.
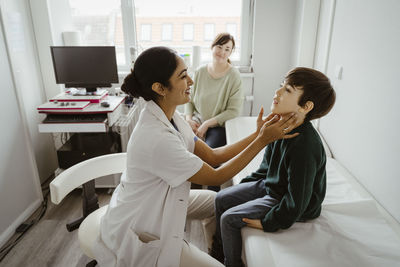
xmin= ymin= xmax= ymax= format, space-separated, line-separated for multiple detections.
xmin=38 ymin=95 xmax=125 ymax=133
xmin=38 ymin=94 xmax=127 ymax=231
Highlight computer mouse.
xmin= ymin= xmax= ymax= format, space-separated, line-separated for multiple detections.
xmin=101 ymin=101 xmax=110 ymax=108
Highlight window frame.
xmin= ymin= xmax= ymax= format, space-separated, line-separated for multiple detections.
xmin=119 ymin=0 xmax=254 ymax=72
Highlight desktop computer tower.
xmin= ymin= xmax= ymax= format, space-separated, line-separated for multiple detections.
xmin=57 ymin=132 xmax=122 ymax=187
xmin=56 ymin=99 xmax=144 ymax=188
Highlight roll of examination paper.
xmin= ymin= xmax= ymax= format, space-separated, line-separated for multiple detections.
xmin=192 ymin=45 xmax=201 ymax=71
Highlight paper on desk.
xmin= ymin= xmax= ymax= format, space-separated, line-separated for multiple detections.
xmin=265 ymin=200 xmax=400 ymax=267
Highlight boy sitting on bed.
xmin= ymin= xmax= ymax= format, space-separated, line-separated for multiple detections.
xmin=210 ymin=67 xmax=336 ymax=267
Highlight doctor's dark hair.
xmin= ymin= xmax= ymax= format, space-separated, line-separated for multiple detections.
xmin=121 ymin=46 xmax=178 ymax=101
xmin=285 ymin=67 xmax=336 ymax=121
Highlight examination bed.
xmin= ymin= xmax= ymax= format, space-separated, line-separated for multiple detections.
xmin=225 ymin=116 xmax=400 ymax=267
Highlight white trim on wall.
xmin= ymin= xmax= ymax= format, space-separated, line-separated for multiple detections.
xmin=0 ymin=200 xmax=42 ymax=247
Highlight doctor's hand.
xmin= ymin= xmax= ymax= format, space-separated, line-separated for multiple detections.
xmin=257 ymin=112 xmax=299 ymax=145
xmin=256 ymin=107 xmax=277 ymax=134
xmin=242 ymin=218 xmax=263 ymax=230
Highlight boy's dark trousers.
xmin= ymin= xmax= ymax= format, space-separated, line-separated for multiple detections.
xmin=213 ymin=179 xmax=279 ymax=267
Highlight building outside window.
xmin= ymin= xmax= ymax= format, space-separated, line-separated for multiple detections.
xmin=162 ymin=24 xmax=173 ymax=41
xmin=68 ymin=0 xmax=254 ymax=71
xmin=183 ymin=24 xmax=194 ymax=41
xmin=204 ymin=23 xmax=215 ymax=41
xmin=140 ymin=24 xmax=152 ymax=41
xmin=226 ymin=23 xmax=237 ymax=39
xmin=68 ymin=0 xmax=125 ymax=65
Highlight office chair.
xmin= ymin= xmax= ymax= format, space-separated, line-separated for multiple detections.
xmin=50 ymin=153 xmax=127 ymax=267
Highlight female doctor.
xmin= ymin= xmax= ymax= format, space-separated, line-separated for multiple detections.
xmin=93 ymin=46 xmax=298 ymax=267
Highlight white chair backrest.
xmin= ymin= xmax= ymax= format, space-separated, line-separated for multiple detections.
xmin=50 ymin=152 xmax=127 ymax=204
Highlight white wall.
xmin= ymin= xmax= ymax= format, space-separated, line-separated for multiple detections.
xmin=0 ymin=8 xmax=42 ymax=247
xmin=251 ymin=0 xmax=298 ymax=115
xmin=316 ymin=0 xmax=400 ymax=222
xmin=1 ymin=0 xmax=57 ymax=183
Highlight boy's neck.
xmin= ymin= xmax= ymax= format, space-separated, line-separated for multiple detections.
xmin=282 ymin=112 xmax=306 ymax=130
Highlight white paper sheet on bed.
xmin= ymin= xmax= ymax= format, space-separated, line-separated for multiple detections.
xmin=244 ymin=200 xmax=400 ymax=267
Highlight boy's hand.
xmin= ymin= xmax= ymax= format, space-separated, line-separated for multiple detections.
xmin=242 ymin=218 xmax=263 ymax=230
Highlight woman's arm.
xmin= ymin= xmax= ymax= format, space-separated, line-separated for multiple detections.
xmin=194 ymin=108 xmax=272 ymax=166
xmin=189 ymin=112 xmax=298 ymax=185
xmin=212 ymin=70 xmax=244 ymax=124
xmin=186 ymin=114 xmax=200 ymax=132
xmin=196 ymin=69 xmax=243 ymax=138
xmin=195 ymin=118 xmax=218 ymax=139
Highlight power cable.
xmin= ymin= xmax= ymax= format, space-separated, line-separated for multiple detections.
xmin=0 ymin=182 xmax=50 ymax=262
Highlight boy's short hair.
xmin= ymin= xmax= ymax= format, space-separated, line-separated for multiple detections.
xmin=285 ymin=67 xmax=336 ymax=121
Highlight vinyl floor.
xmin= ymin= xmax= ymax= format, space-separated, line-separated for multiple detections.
xmin=1 ymin=188 xmax=206 ymax=267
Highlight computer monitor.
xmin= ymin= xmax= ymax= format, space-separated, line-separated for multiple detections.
xmin=50 ymin=46 xmax=119 ymax=94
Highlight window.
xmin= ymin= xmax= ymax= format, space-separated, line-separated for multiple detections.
xmin=162 ymin=24 xmax=173 ymax=41
xmin=183 ymin=24 xmax=194 ymax=41
xmin=133 ymin=0 xmax=254 ymax=66
xmin=68 ymin=0 xmax=254 ymax=71
xmin=141 ymin=24 xmax=152 ymax=41
xmin=204 ymin=24 xmax=215 ymax=41
xmin=226 ymin=23 xmax=237 ymax=39
xmin=68 ymin=0 xmax=126 ymax=65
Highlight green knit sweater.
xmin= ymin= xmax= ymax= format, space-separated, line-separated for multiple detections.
xmin=241 ymin=121 xmax=327 ymax=232
xmin=184 ymin=65 xmax=243 ymax=126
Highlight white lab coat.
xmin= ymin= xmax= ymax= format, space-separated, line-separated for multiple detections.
xmin=93 ymin=101 xmax=203 ymax=267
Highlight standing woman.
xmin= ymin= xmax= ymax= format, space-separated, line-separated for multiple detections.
xmin=93 ymin=46 xmax=298 ymax=267
xmin=185 ymin=33 xmax=243 ymax=149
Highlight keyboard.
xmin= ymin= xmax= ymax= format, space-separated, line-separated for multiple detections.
xmin=43 ymin=113 xmax=107 ymax=123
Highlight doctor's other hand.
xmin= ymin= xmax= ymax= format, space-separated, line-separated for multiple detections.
xmin=255 ymin=107 xmax=278 ymax=134
xmin=242 ymin=218 xmax=263 ymax=230
xmin=187 ymin=119 xmax=200 ymax=133
xmin=257 ymin=112 xmax=299 ymax=144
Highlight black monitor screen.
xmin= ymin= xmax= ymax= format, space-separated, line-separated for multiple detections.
xmin=50 ymin=46 xmax=118 ymax=92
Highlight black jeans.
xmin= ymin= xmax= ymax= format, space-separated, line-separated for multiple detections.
xmin=191 ymin=127 xmax=227 ymax=191
xmin=205 ymin=126 xmax=227 ymax=149
xmin=206 ymin=127 xmax=226 ymax=192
